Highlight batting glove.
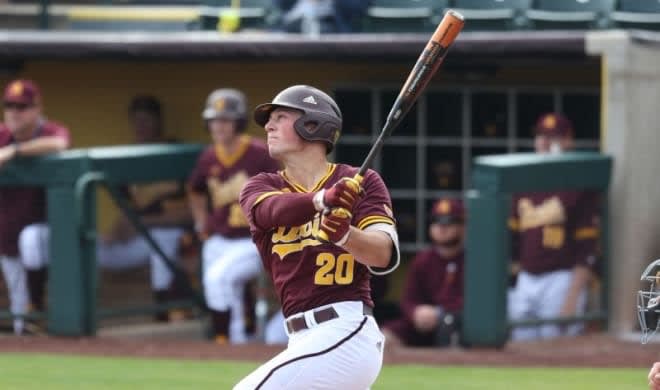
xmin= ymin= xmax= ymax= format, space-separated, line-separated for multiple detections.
xmin=313 ymin=177 xmax=362 ymax=213
xmin=317 ymin=207 xmax=352 ymax=246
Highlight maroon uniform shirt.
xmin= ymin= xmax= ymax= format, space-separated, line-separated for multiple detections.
xmin=386 ymin=248 xmax=464 ymax=346
xmin=240 ymin=163 xmax=396 ymax=317
xmin=188 ymin=135 xmax=279 ymax=238
xmin=0 ymin=121 xmax=71 ymax=256
xmin=510 ymin=191 xmax=600 ymax=274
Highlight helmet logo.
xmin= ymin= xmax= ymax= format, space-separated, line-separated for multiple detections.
xmin=302 ymin=95 xmax=317 ymax=105
xmin=214 ymin=99 xmax=226 ymax=111
xmin=9 ymin=81 xmax=23 ymax=97
xmin=542 ymin=114 xmax=556 ymax=129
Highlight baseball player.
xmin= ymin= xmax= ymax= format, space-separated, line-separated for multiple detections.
xmin=187 ymin=88 xmax=279 ymax=344
xmin=19 ymin=95 xmax=193 ymax=322
xmin=382 ymin=197 xmax=465 ymax=348
xmin=236 ymin=85 xmax=400 ymax=389
xmin=0 ymin=79 xmax=70 ymax=334
xmin=507 ymin=112 xmax=600 ymax=341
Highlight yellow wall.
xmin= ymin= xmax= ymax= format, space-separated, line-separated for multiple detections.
xmin=2 ymin=59 xmax=599 ymax=148
xmin=1 ymin=58 xmax=599 ymax=232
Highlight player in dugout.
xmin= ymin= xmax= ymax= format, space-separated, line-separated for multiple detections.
xmin=382 ymin=197 xmax=466 ymax=348
xmin=508 ymin=112 xmax=600 ymax=341
xmin=0 ymin=79 xmax=70 ymax=334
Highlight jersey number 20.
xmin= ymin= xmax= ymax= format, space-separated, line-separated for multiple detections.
xmin=315 ymin=253 xmax=355 ymax=285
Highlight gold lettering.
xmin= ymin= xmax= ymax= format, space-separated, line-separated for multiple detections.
xmin=272 ymin=226 xmax=301 ymax=244
xmin=208 ymin=171 xmax=249 ymax=209
xmin=518 ymin=196 xmax=566 ymax=231
xmin=270 ymin=213 xmax=325 ymax=260
xmin=228 ymin=203 xmax=249 ymax=228
xmin=272 ymin=239 xmax=323 ymax=260
xmin=542 ymin=226 xmax=565 ymax=249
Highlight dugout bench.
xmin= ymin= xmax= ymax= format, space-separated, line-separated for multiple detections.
xmin=0 ymin=144 xmax=205 ymax=336
xmin=464 ymin=152 xmax=612 ymax=347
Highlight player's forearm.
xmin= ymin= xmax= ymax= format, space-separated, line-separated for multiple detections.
xmin=251 ymin=193 xmax=317 ymax=230
xmin=15 ymin=136 xmax=68 ymax=156
xmin=341 ymin=228 xmax=392 ymax=268
xmin=188 ymin=192 xmax=208 ymax=232
xmin=563 ymin=265 xmax=591 ymax=310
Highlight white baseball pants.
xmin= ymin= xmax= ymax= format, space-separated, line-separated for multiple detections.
xmin=508 ymin=269 xmax=587 ymax=341
xmin=19 ymin=223 xmax=183 ymax=291
xmin=234 ymin=301 xmax=385 ymax=390
xmin=202 ymin=234 xmax=262 ymax=344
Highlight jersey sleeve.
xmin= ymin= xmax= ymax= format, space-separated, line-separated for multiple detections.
xmin=187 ymin=151 xmax=209 ymax=193
xmin=352 ymin=169 xmax=400 ymax=275
xmin=43 ymin=122 xmax=71 ymax=147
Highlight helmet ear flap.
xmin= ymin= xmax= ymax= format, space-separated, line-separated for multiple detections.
xmin=292 ymin=111 xmax=340 ymax=153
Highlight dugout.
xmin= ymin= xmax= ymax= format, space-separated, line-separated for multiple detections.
xmin=0 ymin=30 xmax=615 ymax=335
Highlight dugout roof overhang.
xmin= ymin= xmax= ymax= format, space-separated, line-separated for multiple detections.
xmin=0 ymin=30 xmax=596 ymax=65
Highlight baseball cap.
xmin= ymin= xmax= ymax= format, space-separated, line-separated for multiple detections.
xmin=534 ymin=113 xmax=573 ymax=137
xmin=430 ymin=198 xmax=464 ymax=225
xmin=3 ymin=79 xmax=41 ymax=106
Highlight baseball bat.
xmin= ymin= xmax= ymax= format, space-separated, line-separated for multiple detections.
xmin=318 ymin=11 xmax=464 ymax=244
xmin=356 ymin=10 xmax=465 ymax=181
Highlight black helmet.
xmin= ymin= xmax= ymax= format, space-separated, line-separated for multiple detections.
xmin=254 ymin=85 xmax=342 ymax=153
xmin=202 ymin=88 xmax=248 ymax=132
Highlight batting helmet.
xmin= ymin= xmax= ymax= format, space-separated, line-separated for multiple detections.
xmin=638 ymin=258 xmax=660 ymax=344
xmin=202 ymin=88 xmax=248 ymax=132
xmin=253 ymin=85 xmax=342 ymax=153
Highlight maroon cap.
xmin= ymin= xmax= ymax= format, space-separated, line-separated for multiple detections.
xmin=430 ymin=198 xmax=464 ymax=224
xmin=3 ymin=79 xmax=41 ymax=106
xmin=534 ymin=113 xmax=573 ymax=137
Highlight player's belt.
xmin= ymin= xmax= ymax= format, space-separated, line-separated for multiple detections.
xmin=286 ymin=305 xmax=374 ymax=334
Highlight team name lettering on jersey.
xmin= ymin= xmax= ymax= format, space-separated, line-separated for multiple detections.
xmin=271 ymin=213 xmax=323 ymax=259
xmin=517 ymin=196 xmax=565 ymax=231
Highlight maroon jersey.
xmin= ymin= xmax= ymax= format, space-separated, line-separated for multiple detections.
xmin=187 ymin=135 xmax=279 ymax=238
xmin=240 ymin=163 xmax=396 ymax=317
xmin=386 ymin=248 xmax=464 ymax=346
xmin=510 ymin=191 xmax=600 ymax=274
xmin=0 ymin=121 xmax=71 ymax=256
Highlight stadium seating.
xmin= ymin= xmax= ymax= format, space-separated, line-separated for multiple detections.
xmin=199 ymin=0 xmax=271 ymax=31
xmin=65 ymin=6 xmax=201 ymax=31
xmin=610 ymin=0 xmax=660 ymax=30
xmin=363 ymin=0 xmax=446 ymax=33
xmin=526 ymin=0 xmax=614 ymax=30
xmin=449 ymin=0 xmax=531 ymax=31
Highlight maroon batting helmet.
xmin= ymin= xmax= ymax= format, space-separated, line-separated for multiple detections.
xmin=203 ymin=88 xmax=248 ymax=132
xmin=253 ymin=85 xmax=342 ymax=153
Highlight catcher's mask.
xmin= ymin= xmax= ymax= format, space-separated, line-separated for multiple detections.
xmin=638 ymin=258 xmax=660 ymax=344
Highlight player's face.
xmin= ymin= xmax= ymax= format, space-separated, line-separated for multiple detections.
xmin=3 ymin=101 xmax=40 ymax=137
xmin=208 ymin=117 xmax=239 ymax=145
xmin=429 ymin=222 xmax=464 ymax=248
xmin=535 ymin=134 xmax=574 ymax=154
xmin=130 ymin=110 xmax=162 ymax=143
xmin=264 ymin=108 xmax=305 ymax=159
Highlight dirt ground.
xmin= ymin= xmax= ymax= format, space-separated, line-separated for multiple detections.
xmin=0 ymin=332 xmax=657 ymax=368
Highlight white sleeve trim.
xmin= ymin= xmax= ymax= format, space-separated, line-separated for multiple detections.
xmin=364 ymin=222 xmax=400 ymax=275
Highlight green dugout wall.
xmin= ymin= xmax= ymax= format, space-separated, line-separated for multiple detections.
xmin=0 ymin=144 xmax=201 ymax=335
xmin=464 ymin=152 xmax=612 ymax=347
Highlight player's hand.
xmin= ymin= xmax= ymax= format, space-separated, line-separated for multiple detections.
xmin=317 ymin=207 xmax=352 ymax=246
xmin=413 ymin=305 xmax=440 ymax=332
xmin=0 ymin=144 xmax=16 ymax=168
xmin=649 ymin=362 xmax=660 ymax=390
xmin=313 ymin=177 xmax=362 ymax=213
